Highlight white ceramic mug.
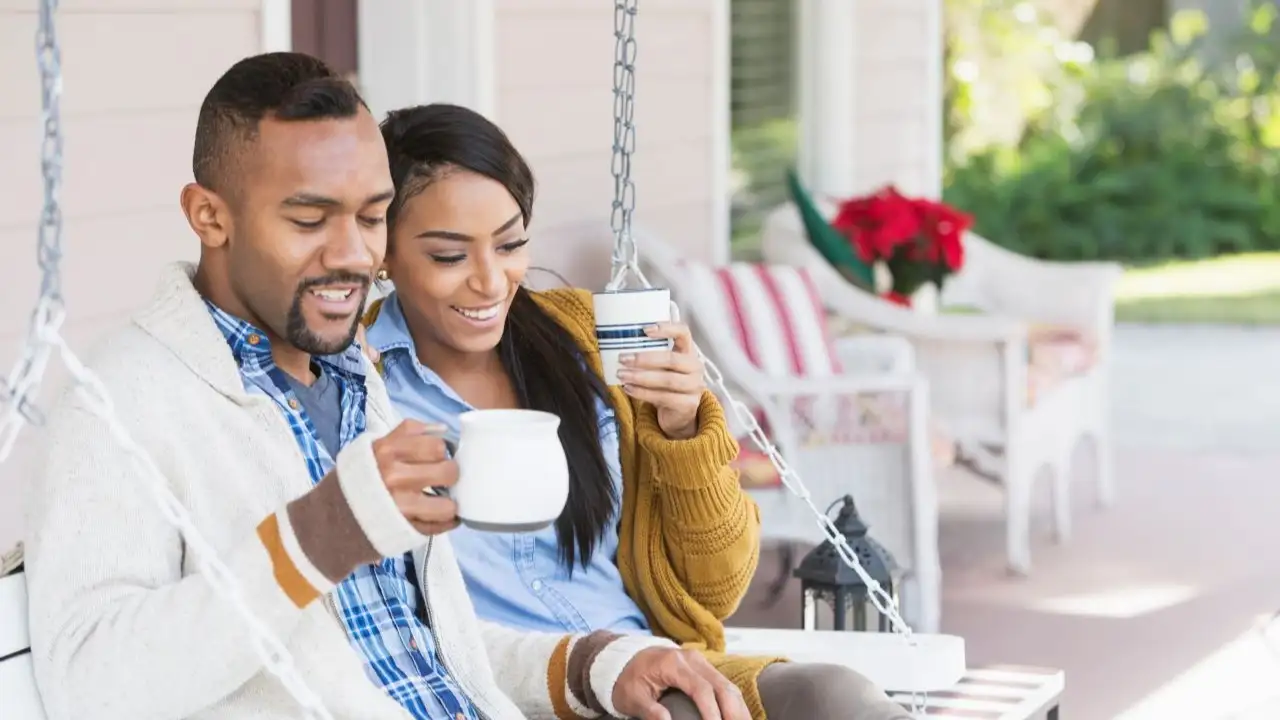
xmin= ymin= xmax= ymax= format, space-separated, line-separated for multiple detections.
xmin=592 ymin=288 xmax=673 ymax=386
xmin=450 ymin=409 xmax=569 ymax=532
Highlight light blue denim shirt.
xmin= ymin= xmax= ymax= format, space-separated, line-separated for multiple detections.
xmin=366 ymin=292 xmax=651 ymax=635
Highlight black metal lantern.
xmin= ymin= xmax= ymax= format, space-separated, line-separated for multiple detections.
xmin=793 ymin=494 xmax=902 ymax=631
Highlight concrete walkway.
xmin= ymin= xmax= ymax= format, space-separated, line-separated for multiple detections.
xmin=728 ymin=323 xmax=1280 ymax=719
xmin=1110 ymin=325 xmax=1280 ymax=453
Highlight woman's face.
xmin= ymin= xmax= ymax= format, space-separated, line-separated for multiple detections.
xmin=384 ymin=168 xmax=530 ymax=356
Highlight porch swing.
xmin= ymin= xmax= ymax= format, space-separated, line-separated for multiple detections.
xmin=0 ymin=0 xmax=988 ymax=718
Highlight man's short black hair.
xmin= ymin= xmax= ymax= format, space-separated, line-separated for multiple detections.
xmin=192 ymin=52 xmax=366 ymax=196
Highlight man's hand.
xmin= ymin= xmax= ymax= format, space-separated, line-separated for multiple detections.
xmin=612 ymin=647 xmax=749 ymax=720
xmin=371 ymin=419 xmax=459 ymax=535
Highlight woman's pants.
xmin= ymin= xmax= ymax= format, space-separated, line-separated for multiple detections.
xmin=659 ymin=662 xmax=913 ymax=719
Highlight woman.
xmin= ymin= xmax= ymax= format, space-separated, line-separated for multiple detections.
xmin=363 ymin=102 xmax=912 ymax=720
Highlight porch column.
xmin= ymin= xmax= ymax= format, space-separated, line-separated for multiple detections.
xmin=357 ymin=0 xmax=496 ymax=121
xmin=797 ymin=0 xmax=858 ymax=198
xmin=923 ymin=0 xmax=944 ymax=197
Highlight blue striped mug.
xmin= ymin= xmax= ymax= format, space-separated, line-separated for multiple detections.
xmin=592 ymin=288 xmax=674 ymax=386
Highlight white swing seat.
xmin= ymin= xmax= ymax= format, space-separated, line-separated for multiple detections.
xmin=1 ymin=572 xmax=47 ymax=720
xmin=725 ymin=627 xmax=965 ymax=692
xmin=1 ymin=571 xmax=963 ymax=717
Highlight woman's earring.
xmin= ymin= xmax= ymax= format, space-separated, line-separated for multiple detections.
xmin=376 ymin=268 xmax=389 ymax=282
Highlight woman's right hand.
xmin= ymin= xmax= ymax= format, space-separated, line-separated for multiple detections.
xmin=371 ymin=420 xmax=460 ymax=535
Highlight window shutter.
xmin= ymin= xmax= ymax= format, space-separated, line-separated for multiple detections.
xmin=730 ymin=0 xmax=799 ymax=258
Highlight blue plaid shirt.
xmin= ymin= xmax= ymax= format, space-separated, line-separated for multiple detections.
xmin=205 ymin=302 xmax=478 ymax=720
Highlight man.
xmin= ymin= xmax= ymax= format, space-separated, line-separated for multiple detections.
xmin=24 ymin=52 xmax=748 ymax=720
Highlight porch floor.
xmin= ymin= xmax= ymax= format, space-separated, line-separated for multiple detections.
xmin=727 ymin=324 xmax=1280 ymax=719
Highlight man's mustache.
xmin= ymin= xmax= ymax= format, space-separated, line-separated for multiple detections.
xmin=296 ymin=272 xmax=372 ymax=294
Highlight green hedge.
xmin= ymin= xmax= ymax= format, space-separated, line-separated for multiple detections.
xmin=944 ymin=4 xmax=1280 ymax=262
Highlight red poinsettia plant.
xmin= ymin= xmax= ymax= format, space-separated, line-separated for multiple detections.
xmin=831 ymin=186 xmax=972 ymax=306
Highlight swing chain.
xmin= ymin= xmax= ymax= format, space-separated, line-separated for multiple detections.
xmin=36 ymin=0 xmax=64 ymax=307
xmin=0 ymin=0 xmax=67 ymax=455
xmin=0 ymin=2 xmax=334 ymax=717
xmin=608 ymin=0 xmax=643 ymax=291
xmin=604 ymin=2 xmax=925 ymax=711
xmin=605 ymin=0 xmax=920 ymax=651
xmin=700 ymin=354 xmax=929 ymax=714
xmin=704 ymin=359 xmax=911 ymax=633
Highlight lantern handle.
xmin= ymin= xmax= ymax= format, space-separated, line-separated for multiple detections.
xmin=826 ymin=497 xmax=846 ymax=517
xmin=829 ymin=494 xmax=862 ymax=520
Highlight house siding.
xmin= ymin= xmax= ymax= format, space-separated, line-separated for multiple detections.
xmin=0 ymin=0 xmax=263 ymax=549
xmin=492 ymin=0 xmax=720 ymax=288
xmin=852 ymin=0 xmax=938 ymax=197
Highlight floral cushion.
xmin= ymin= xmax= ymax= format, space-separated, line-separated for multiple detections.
xmin=734 ymin=444 xmax=785 ymax=490
xmin=1027 ymin=325 xmax=1100 ymax=405
xmin=730 ymin=407 xmax=956 ymax=491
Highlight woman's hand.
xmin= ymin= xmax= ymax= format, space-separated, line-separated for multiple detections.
xmin=355 ymin=324 xmax=380 ymax=365
xmin=618 ymin=322 xmax=706 ymax=440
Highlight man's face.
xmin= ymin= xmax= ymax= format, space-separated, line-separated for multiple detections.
xmin=221 ymin=111 xmax=393 ymax=355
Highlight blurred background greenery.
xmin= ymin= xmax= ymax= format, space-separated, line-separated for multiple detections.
xmin=728 ymin=0 xmax=1280 ymax=324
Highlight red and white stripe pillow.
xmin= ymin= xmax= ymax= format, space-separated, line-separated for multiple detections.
xmin=710 ymin=263 xmax=842 ymax=380
xmin=680 ymin=262 xmax=908 ymax=465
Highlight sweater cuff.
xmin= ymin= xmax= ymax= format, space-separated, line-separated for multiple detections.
xmin=587 ymin=634 xmax=678 ymax=719
xmin=261 ymin=433 xmax=428 ymax=607
xmin=636 ymin=391 xmax=740 ymax=489
xmin=334 ymin=432 xmax=429 ymax=558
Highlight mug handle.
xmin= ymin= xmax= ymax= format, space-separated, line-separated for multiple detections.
xmin=421 ymin=430 xmax=459 ymax=498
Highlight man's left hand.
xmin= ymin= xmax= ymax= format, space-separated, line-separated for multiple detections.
xmin=611 ymin=647 xmax=749 ymax=720
xmin=617 ymin=322 xmax=706 ymax=440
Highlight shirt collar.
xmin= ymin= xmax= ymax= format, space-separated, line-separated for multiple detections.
xmin=364 ymin=291 xmax=475 ymax=409
xmin=365 ymin=291 xmax=416 ymax=356
xmin=203 ymin=300 xmax=368 ymax=378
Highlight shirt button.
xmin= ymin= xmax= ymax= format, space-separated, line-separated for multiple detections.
xmin=288 ymin=398 xmax=300 ymax=410
xmin=531 ymin=580 xmax=543 ymax=592
xmin=409 ymin=638 xmax=418 ymax=650
xmin=247 ymin=333 xmax=261 ymax=345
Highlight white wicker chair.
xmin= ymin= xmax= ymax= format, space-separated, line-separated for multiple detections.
xmin=638 ymin=234 xmax=942 ymax=633
xmin=761 ymin=201 xmax=1122 ymax=575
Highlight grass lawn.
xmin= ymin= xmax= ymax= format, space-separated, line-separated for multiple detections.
xmin=1115 ymin=253 xmax=1280 ymax=325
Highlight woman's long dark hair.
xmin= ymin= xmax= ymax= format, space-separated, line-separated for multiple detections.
xmin=380 ymin=103 xmax=616 ymax=572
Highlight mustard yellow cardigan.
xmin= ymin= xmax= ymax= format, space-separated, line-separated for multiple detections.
xmin=365 ymin=288 xmax=784 ymax=718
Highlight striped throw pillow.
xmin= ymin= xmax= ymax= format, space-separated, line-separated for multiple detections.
xmin=683 ymin=263 xmax=909 ymax=463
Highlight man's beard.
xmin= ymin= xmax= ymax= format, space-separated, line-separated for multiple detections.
xmin=284 ymin=272 xmax=370 ymax=356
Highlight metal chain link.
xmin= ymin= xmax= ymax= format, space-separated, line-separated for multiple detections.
xmin=0 ymin=2 xmax=332 ymax=718
xmin=609 ymin=0 xmax=927 ymax=713
xmin=701 ymin=355 xmax=928 ymax=715
xmin=607 ymin=0 xmax=649 ymax=292
xmin=702 ymin=363 xmax=910 ymax=632
xmin=0 ymin=0 xmax=66 ymax=457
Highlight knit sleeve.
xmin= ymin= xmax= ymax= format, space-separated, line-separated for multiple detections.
xmin=477 ymin=620 xmax=676 ymax=719
xmin=633 ymin=390 xmax=762 ymax=620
